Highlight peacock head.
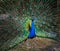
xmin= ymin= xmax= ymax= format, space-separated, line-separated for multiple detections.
xmin=32 ymin=18 xmax=34 ymax=21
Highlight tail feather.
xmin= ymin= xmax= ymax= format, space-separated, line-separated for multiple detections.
xmin=36 ymin=30 xmax=60 ymax=42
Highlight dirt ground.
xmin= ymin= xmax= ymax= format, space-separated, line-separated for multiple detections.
xmin=9 ymin=37 xmax=60 ymax=51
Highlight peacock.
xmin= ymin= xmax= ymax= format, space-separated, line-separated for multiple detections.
xmin=28 ymin=19 xmax=36 ymax=38
xmin=0 ymin=0 xmax=60 ymax=51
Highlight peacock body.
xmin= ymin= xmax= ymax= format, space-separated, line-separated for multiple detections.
xmin=28 ymin=19 xmax=36 ymax=38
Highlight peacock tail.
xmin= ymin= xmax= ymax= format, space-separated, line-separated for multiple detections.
xmin=0 ymin=0 xmax=60 ymax=50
